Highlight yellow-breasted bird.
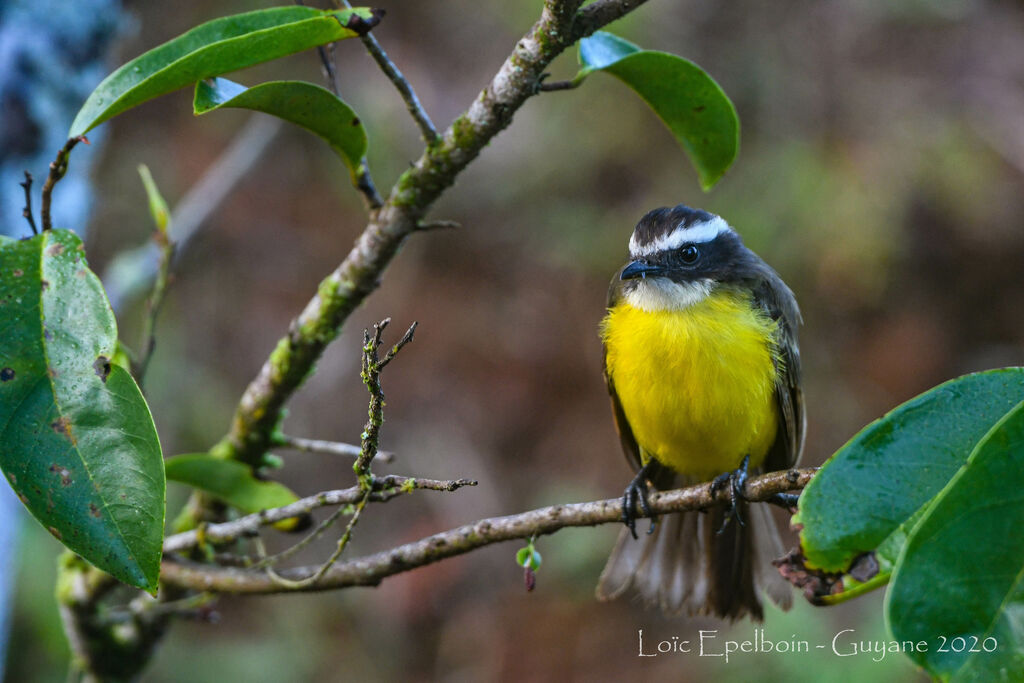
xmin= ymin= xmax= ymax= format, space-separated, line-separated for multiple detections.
xmin=596 ymin=204 xmax=803 ymax=620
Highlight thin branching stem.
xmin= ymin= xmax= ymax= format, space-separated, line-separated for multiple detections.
xmin=337 ymin=0 xmax=439 ymax=144
xmin=263 ymin=486 xmax=372 ymax=589
xmin=20 ymin=171 xmax=37 ymax=234
xmin=40 ymin=137 xmax=84 ymax=231
xmin=161 ymin=468 xmax=817 ymax=594
xmin=354 ymin=319 xmax=417 ymax=477
xmin=274 ymin=434 xmax=395 ymax=463
xmin=163 ymin=474 xmax=477 ymax=553
xmin=136 ymin=227 xmax=174 ymax=385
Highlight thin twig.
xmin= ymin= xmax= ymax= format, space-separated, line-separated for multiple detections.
xmin=274 ymin=434 xmax=395 ymax=463
xmin=416 ymin=219 xmax=461 ymax=232
xmin=40 ymin=136 xmax=84 ymax=231
xmin=355 ymin=319 xmax=417 ymax=476
xmin=137 ymin=218 xmax=175 ymax=386
xmin=353 ymin=159 xmax=384 ymax=210
xmin=309 ymin=11 xmax=383 ymax=211
xmin=264 ymin=487 xmax=372 ymax=589
xmin=161 ymin=468 xmax=817 ymax=594
xmin=162 ymin=474 xmax=477 ymax=553
xmin=253 ymin=505 xmax=348 ymax=570
xmin=317 ymin=42 xmax=340 ymax=96
xmin=337 ymin=0 xmax=439 ymax=145
xmin=20 ymin=171 xmax=37 ymax=234
xmin=377 ymin=320 xmax=417 ymax=370
xmin=103 ymin=592 xmax=217 ymax=625
xmin=538 ymin=80 xmax=581 ymax=92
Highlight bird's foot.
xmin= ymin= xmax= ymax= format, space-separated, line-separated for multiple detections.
xmin=622 ymin=461 xmax=658 ymax=540
xmin=767 ymin=492 xmax=800 ymax=511
xmin=710 ymin=454 xmax=750 ymax=534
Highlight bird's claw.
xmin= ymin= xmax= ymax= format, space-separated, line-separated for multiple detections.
xmin=622 ymin=463 xmax=657 ymax=539
xmin=711 ymin=454 xmax=750 ymax=534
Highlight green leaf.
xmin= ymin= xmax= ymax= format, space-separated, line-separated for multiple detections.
xmin=0 ymin=230 xmax=164 ymax=593
xmin=516 ymin=547 xmax=542 ymax=571
xmin=137 ymin=164 xmax=170 ymax=234
xmin=165 ymin=454 xmax=299 ymax=529
xmin=69 ymin=6 xmax=382 ymax=137
xmin=193 ymin=78 xmax=368 ymax=182
xmin=576 ymin=32 xmax=739 ymax=190
xmin=795 ymin=368 xmax=1024 ymax=573
xmin=887 ymin=400 xmax=1024 ymax=682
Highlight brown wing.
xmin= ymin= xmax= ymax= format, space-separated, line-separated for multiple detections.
xmin=753 ymin=276 xmax=805 ymax=472
xmin=603 ymin=270 xmax=643 ymax=473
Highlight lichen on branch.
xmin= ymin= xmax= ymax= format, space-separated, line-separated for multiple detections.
xmin=160 ymin=468 xmax=815 ymax=594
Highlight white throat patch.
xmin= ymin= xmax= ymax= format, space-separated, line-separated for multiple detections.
xmin=629 ymin=216 xmax=730 ymax=258
xmin=624 ymin=278 xmax=714 ymax=312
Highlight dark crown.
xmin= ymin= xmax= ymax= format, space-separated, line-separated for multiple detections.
xmin=631 ymin=205 xmax=716 ymax=248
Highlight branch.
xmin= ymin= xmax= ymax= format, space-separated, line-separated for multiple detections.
xmin=309 ymin=16 xmax=384 ymax=210
xmin=263 ymin=486 xmax=373 ymax=589
xmin=40 ymin=136 xmax=84 ymax=231
xmin=353 ymin=159 xmax=384 ymax=210
xmin=337 ymin=1 xmax=438 ymax=144
xmin=136 ymin=212 xmax=175 ymax=386
xmin=571 ymin=0 xmax=649 ymax=39
xmin=163 ymin=474 xmax=477 ymax=553
xmin=537 ymin=78 xmax=580 ymax=92
xmin=355 ymin=318 xmax=416 ymax=475
xmin=19 ymin=171 xmax=37 ymax=234
xmin=160 ymin=468 xmax=815 ymax=594
xmin=273 ymin=434 xmax=395 ymax=464
xmin=219 ymin=0 xmax=651 ymax=469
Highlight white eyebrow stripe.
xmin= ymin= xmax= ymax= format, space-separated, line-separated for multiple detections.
xmin=629 ymin=216 xmax=731 ymax=257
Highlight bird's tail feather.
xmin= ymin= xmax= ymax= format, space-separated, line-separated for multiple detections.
xmin=596 ymin=479 xmax=792 ymax=620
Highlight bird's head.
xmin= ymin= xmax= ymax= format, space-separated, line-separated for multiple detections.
xmin=621 ymin=205 xmax=757 ymax=312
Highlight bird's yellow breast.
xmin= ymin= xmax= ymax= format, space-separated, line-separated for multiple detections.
xmin=602 ymin=289 xmax=780 ymax=480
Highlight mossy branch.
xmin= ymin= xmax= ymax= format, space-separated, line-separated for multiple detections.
xmin=216 ymin=0 xmax=652 ymax=471
xmin=160 ymin=468 xmax=815 ymax=594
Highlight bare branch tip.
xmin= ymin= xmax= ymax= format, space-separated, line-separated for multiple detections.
xmin=416 ymin=219 xmax=461 ymax=232
xmin=19 ymin=171 xmax=37 ymax=234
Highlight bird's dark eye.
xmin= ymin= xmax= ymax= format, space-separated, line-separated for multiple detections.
xmin=679 ymin=244 xmax=700 ymax=264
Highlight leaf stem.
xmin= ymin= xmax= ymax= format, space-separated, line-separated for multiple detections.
xmin=819 ymin=571 xmax=891 ymax=606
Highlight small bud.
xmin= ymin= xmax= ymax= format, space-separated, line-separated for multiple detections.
xmin=524 ymin=566 xmax=536 ymax=592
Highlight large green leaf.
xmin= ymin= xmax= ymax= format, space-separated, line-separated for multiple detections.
xmin=165 ymin=454 xmax=299 ymax=529
xmin=0 ymin=230 xmax=164 ymax=592
xmin=575 ymin=32 xmax=739 ymax=190
xmin=795 ymin=368 xmax=1024 ymax=573
xmin=194 ymin=78 xmax=368 ymax=182
xmin=887 ymin=400 xmax=1024 ymax=682
xmin=69 ymin=6 xmax=382 ymax=137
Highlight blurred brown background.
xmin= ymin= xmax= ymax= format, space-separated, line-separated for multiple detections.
xmin=7 ymin=0 xmax=1024 ymax=680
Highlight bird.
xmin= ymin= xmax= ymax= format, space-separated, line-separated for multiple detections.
xmin=595 ymin=204 xmax=804 ymax=620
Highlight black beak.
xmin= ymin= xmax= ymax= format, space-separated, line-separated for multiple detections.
xmin=620 ymin=260 xmax=666 ymax=281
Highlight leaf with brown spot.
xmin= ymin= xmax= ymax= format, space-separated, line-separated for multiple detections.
xmin=0 ymin=230 xmax=164 ymax=593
